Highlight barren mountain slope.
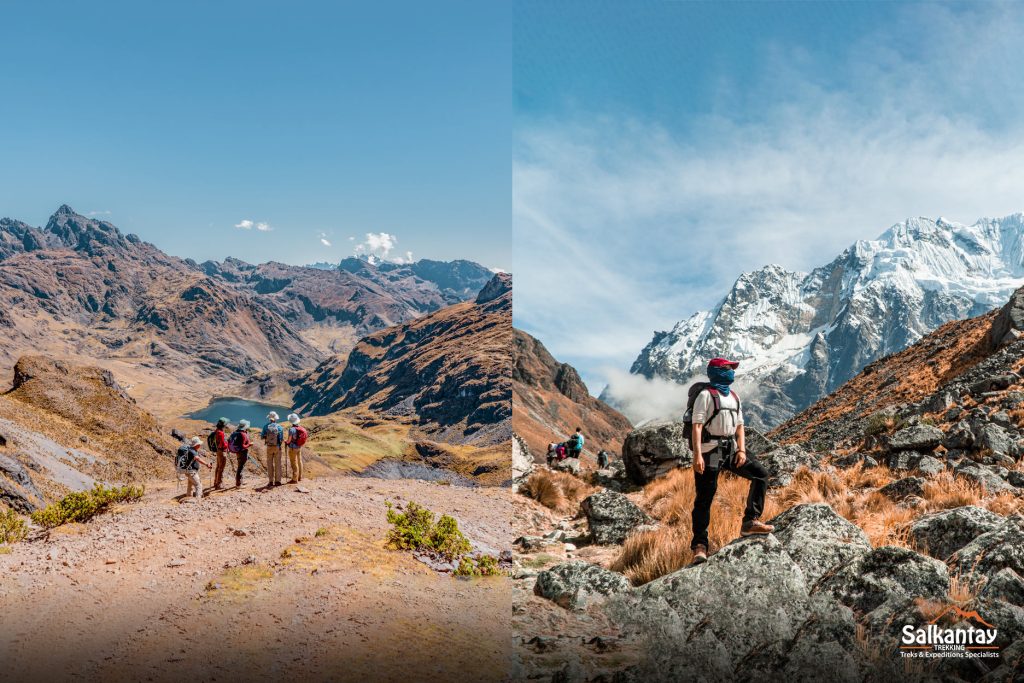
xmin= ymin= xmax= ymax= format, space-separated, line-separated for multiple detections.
xmin=513 ymin=329 xmax=632 ymax=463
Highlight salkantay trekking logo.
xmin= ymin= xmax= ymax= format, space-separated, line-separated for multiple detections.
xmin=900 ymin=605 xmax=1001 ymax=660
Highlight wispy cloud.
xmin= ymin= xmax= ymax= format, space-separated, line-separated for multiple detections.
xmin=353 ymin=232 xmax=414 ymax=264
xmin=87 ymin=210 xmax=111 ymax=216
xmin=235 ymin=219 xmax=272 ymax=232
xmin=515 ymin=2 xmax=1024 ymax=393
xmin=318 ymin=231 xmax=332 ymax=247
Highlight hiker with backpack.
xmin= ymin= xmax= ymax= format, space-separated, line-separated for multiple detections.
xmin=176 ymin=436 xmax=212 ymax=499
xmin=262 ymin=411 xmax=284 ymax=487
xmin=685 ymin=357 xmax=773 ymax=565
xmin=229 ymin=419 xmax=253 ymax=488
xmin=284 ymin=413 xmax=307 ymax=484
xmin=597 ymin=450 xmax=610 ymax=469
xmin=569 ymin=427 xmax=585 ymax=458
xmin=208 ymin=418 xmax=230 ymax=489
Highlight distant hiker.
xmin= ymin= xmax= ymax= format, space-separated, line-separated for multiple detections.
xmin=687 ymin=357 xmax=773 ymax=565
xmin=208 ymin=418 xmax=230 ymax=489
xmin=262 ymin=411 xmax=284 ymax=487
xmin=569 ymin=427 xmax=585 ymax=458
xmin=285 ymin=413 xmax=307 ymax=484
xmin=229 ymin=419 xmax=253 ymax=487
xmin=176 ymin=436 xmax=212 ymax=499
xmin=546 ymin=443 xmax=557 ymax=466
xmin=597 ymin=450 xmax=610 ymax=469
xmin=555 ymin=443 xmax=567 ymax=461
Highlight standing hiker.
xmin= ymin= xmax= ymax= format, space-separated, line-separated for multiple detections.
xmin=207 ymin=418 xmax=230 ymax=489
xmin=262 ymin=411 xmax=284 ymax=487
xmin=597 ymin=450 xmax=610 ymax=469
xmin=688 ymin=357 xmax=773 ymax=565
xmin=176 ymin=436 xmax=212 ymax=499
xmin=285 ymin=413 xmax=307 ymax=484
xmin=570 ymin=427 xmax=585 ymax=458
xmin=229 ymin=419 xmax=252 ymax=488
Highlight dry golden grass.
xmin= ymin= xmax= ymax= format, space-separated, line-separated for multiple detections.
xmin=520 ymin=469 xmax=596 ymax=514
xmin=610 ymin=526 xmax=690 ymax=585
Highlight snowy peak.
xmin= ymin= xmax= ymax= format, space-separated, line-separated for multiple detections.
xmin=627 ymin=213 xmax=1024 ymax=428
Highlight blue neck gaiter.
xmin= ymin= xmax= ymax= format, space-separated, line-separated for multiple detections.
xmin=708 ymin=366 xmax=735 ymax=396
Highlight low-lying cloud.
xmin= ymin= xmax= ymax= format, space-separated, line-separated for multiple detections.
xmin=354 ymin=232 xmax=413 ymax=264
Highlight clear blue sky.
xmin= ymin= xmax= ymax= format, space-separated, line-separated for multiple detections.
xmin=514 ymin=1 xmax=1024 ymax=392
xmin=0 ymin=0 xmax=510 ymax=270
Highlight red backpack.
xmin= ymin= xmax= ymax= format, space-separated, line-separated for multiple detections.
xmin=292 ymin=425 xmax=308 ymax=448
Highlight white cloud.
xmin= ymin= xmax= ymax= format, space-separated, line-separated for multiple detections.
xmin=235 ymin=219 xmax=272 ymax=232
xmin=515 ymin=2 xmax=1024 ymax=394
xmin=318 ymin=232 xmax=332 ymax=247
xmin=600 ymin=367 xmax=690 ymax=425
xmin=353 ymin=232 xmax=414 ymax=264
xmin=87 ymin=210 xmax=111 ymax=216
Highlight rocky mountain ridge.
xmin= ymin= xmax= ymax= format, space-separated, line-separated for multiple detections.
xmin=292 ymin=273 xmax=512 ymax=446
xmin=626 ymin=214 xmax=1024 ymax=428
xmin=513 ymin=329 xmax=632 ymax=463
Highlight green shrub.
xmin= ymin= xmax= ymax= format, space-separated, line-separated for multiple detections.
xmin=1 ymin=508 xmax=28 ymax=544
xmin=385 ymin=500 xmax=471 ymax=561
xmin=30 ymin=483 xmax=144 ymax=529
xmin=453 ymin=554 xmax=503 ymax=577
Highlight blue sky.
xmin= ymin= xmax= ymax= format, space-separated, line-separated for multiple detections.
xmin=0 ymin=1 xmax=510 ymax=270
xmin=514 ymin=1 xmax=1024 ymax=392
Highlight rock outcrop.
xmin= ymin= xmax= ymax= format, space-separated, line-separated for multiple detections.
xmin=580 ymin=491 xmax=651 ymax=545
xmin=621 ymin=421 xmax=691 ymax=485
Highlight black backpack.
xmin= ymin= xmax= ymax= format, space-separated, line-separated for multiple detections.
xmin=682 ymin=382 xmax=741 ymax=443
xmin=206 ymin=431 xmax=219 ymax=452
xmin=175 ymin=445 xmax=196 ymax=471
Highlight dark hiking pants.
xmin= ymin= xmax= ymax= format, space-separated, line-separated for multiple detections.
xmin=235 ymin=449 xmax=249 ymax=484
xmin=690 ymin=454 xmax=769 ymax=550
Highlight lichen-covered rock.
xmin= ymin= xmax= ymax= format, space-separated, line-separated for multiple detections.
xmin=908 ymin=506 xmax=1004 ymax=561
xmin=977 ymin=422 xmax=1015 ymax=457
xmin=980 ymin=568 xmax=1024 ymax=607
xmin=552 ymin=457 xmax=580 ymax=475
xmin=814 ymin=546 xmax=950 ymax=614
xmin=954 ymin=461 xmax=1014 ymax=493
xmin=621 ymin=421 xmax=692 ymax=485
xmin=878 ymin=476 xmax=927 ymax=501
xmin=758 ymin=444 xmax=822 ymax=487
xmin=580 ymin=491 xmax=651 ymax=545
xmin=768 ymin=503 xmax=871 ymax=587
xmin=914 ymin=455 xmax=944 ymax=477
xmin=950 ymin=516 xmax=1024 ymax=584
xmin=511 ymin=433 xmax=534 ymax=493
xmin=887 ymin=424 xmax=944 ymax=452
xmin=533 ymin=561 xmax=632 ymax=610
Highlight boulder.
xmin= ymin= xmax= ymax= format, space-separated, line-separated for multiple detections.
xmin=637 ymin=535 xmax=812 ymax=662
xmin=980 ymin=568 xmax=1024 ymax=607
xmin=909 ymin=506 xmax=1005 ymax=561
xmin=914 ymin=455 xmax=944 ymax=477
xmin=580 ymin=491 xmax=651 ymax=545
xmin=551 ymin=457 xmax=580 ymax=475
xmin=944 ymin=421 xmax=975 ymax=450
xmin=621 ymin=421 xmax=692 ymax=485
xmin=832 ymin=452 xmax=863 ymax=469
xmin=877 ymin=476 xmax=926 ymax=501
xmin=977 ymin=422 xmax=1014 ymax=457
xmin=990 ymin=285 xmax=1024 ymax=347
xmin=950 ymin=516 xmax=1024 ymax=584
xmin=768 ymin=503 xmax=871 ymax=586
xmin=533 ymin=561 xmax=632 ymax=610
xmin=758 ymin=444 xmax=822 ymax=487
xmin=511 ymin=434 xmax=534 ymax=493
xmin=971 ymin=374 xmax=1017 ymax=395
xmin=887 ymin=424 xmax=943 ymax=452
xmin=954 ymin=461 xmax=1014 ymax=493
xmin=815 ymin=546 xmax=950 ymax=614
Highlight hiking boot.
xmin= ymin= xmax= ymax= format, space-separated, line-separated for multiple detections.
xmin=288 ymin=479 xmax=298 ymax=485
xmin=691 ymin=544 xmax=708 ymax=565
xmin=740 ymin=520 xmax=775 ymax=536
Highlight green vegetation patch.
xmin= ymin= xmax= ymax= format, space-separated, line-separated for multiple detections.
xmin=1 ymin=508 xmax=28 ymax=544
xmin=454 ymin=554 xmax=502 ymax=577
xmin=30 ymin=483 xmax=144 ymax=529
xmin=385 ymin=500 xmax=471 ymax=561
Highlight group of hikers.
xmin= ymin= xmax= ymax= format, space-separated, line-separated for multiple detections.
xmin=175 ymin=411 xmax=309 ymax=499
xmin=545 ymin=427 xmax=585 ymax=466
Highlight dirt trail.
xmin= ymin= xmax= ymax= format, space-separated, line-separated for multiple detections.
xmin=0 ymin=472 xmax=513 ymax=682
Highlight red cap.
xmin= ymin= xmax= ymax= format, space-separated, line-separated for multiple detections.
xmin=708 ymin=357 xmax=740 ymax=369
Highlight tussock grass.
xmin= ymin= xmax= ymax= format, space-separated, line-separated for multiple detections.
xmin=520 ymin=469 xmax=596 ymax=514
xmin=610 ymin=526 xmax=689 ymax=585
xmin=1 ymin=508 xmax=28 ymax=545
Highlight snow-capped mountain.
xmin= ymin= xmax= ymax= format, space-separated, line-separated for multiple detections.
xmin=625 ymin=214 xmax=1024 ymax=428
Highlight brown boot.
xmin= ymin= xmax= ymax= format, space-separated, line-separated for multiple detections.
xmin=691 ymin=544 xmax=708 ymax=565
xmin=740 ymin=520 xmax=775 ymax=536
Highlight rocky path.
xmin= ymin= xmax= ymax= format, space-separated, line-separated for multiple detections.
xmin=0 ymin=474 xmax=513 ymax=682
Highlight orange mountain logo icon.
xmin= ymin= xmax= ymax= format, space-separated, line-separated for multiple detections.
xmin=928 ymin=605 xmax=996 ymax=630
